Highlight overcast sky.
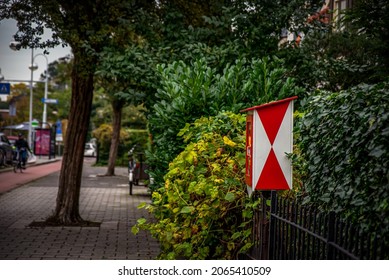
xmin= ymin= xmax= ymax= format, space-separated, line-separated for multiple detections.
xmin=0 ymin=19 xmax=72 ymax=83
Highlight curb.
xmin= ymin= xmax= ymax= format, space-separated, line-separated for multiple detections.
xmin=0 ymin=157 xmax=61 ymax=174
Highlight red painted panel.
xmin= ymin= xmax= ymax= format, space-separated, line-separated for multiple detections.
xmin=245 ymin=114 xmax=253 ymax=186
xmin=255 ymin=149 xmax=289 ymax=190
xmin=256 ymin=100 xmax=290 ymax=145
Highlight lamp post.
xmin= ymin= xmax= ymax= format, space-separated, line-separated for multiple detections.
xmin=33 ymin=53 xmax=49 ymax=126
xmin=9 ymin=41 xmax=49 ymax=147
xmin=28 ymin=49 xmax=35 ymax=148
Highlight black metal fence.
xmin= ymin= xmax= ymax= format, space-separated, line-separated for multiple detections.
xmin=243 ymin=191 xmax=388 ymax=260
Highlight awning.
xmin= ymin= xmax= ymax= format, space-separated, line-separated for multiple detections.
xmin=1 ymin=122 xmax=31 ymax=131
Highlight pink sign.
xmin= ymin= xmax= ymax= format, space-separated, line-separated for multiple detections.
xmin=35 ymin=129 xmax=51 ymax=155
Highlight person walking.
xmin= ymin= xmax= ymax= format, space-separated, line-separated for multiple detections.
xmin=14 ymin=133 xmax=32 ymax=168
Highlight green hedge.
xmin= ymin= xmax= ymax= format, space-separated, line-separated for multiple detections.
xmin=147 ymin=57 xmax=301 ymax=191
xmin=297 ymin=82 xmax=389 ymax=235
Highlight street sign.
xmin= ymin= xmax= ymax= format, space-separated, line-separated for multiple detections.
xmin=242 ymin=96 xmax=297 ymax=192
xmin=0 ymin=83 xmax=11 ymax=94
xmin=56 ymin=119 xmax=63 ymax=142
xmin=41 ymin=98 xmax=59 ymax=104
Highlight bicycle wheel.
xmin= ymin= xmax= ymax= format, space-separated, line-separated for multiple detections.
xmin=13 ymin=161 xmax=23 ymax=173
xmin=129 ymin=181 xmax=133 ymax=195
xmin=128 ymin=169 xmax=134 ymax=195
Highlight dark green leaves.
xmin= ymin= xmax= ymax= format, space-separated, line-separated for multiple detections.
xmin=147 ymin=57 xmax=300 ymax=190
xmin=297 ymin=82 xmax=389 ymax=236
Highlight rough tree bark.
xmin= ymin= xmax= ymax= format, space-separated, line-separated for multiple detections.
xmin=48 ymin=52 xmax=95 ymax=225
xmin=105 ymin=100 xmax=124 ymax=176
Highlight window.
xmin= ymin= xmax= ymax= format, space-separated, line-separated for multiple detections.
xmin=329 ymin=0 xmax=354 ymax=30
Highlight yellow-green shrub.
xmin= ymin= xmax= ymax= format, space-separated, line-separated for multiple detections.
xmin=133 ymin=112 xmax=260 ymax=259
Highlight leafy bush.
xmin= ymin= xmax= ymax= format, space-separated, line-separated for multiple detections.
xmin=297 ymin=82 xmax=389 ymax=235
xmin=134 ymin=112 xmax=260 ymax=259
xmin=147 ymin=57 xmax=301 ymax=190
xmin=93 ymin=124 xmax=149 ymax=165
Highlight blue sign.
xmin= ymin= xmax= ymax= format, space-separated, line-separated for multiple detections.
xmin=0 ymin=83 xmax=11 ymax=94
xmin=41 ymin=98 xmax=59 ymax=104
xmin=56 ymin=119 xmax=63 ymax=142
xmin=56 ymin=120 xmax=62 ymax=135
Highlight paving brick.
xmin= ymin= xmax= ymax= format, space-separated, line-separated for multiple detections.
xmin=0 ymin=160 xmax=160 ymax=260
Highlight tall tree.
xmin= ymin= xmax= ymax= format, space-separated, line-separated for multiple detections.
xmin=93 ymin=1 xmax=158 ymax=175
xmin=0 ymin=0 xmax=152 ymax=225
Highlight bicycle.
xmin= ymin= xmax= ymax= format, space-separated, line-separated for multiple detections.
xmin=128 ymin=166 xmax=134 ymax=195
xmin=13 ymin=148 xmax=26 ymax=173
xmin=128 ymin=154 xmax=137 ymax=195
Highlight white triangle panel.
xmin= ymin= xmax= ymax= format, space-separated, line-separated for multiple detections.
xmin=252 ymin=110 xmax=272 ymax=190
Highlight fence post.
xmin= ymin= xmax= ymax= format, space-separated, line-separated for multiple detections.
xmin=258 ymin=191 xmax=270 ymax=259
xmin=327 ymin=211 xmax=335 ymax=259
xmin=268 ymin=191 xmax=277 ymax=259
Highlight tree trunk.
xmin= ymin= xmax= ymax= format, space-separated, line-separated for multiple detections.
xmin=105 ymin=100 xmax=123 ymax=176
xmin=48 ymin=53 xmax=95 ymax=225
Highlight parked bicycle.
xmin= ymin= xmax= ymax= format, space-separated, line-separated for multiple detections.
xmin=128 ymin=151 xmax=151 ymax=196
xmin=128 ymin=153 xmax=137 ymax=195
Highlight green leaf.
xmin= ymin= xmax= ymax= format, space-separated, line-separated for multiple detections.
xmin=231 ymin=232 xmax=242 ymax=240
xmin=131 ymin=225 xmax=139 ymax=235
xmin=180 ymin=206 xmax=194 ymax=214
xmin=137 ymin=202 xmax=147 ymax=209
xmin=239 ymin=242 xmax=253 ymax=253
xmin=369 ymin=147 xmax=385 ymax=158
xmin=225 ymin=192 xmax=235 ymax=202
xmin=137 ymin=218 xmax=147 ymax=225
xmin=227 ymin=241 xmax=235 ymax=251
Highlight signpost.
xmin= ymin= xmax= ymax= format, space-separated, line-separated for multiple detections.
xmin=242 ymin=96 xmax=298 ymax=260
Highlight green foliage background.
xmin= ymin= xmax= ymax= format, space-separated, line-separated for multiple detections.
xmin=93 ymin=124 xmax=149 ymax=166
xmin=147 ymin=57 xmax=301 ymax=190
xmin=297 ymin=82 xmax=389 ymax=236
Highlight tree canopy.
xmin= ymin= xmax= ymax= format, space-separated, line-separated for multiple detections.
xmin=0 ymin=0 xmax=159 ymax=224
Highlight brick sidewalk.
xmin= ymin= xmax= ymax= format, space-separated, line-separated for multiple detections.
xmin=0 ymin=161 xmax=160 ymax=260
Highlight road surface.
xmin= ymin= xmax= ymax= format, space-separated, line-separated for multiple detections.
xmin=0 ymin=160 xmax=62 ymax=194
